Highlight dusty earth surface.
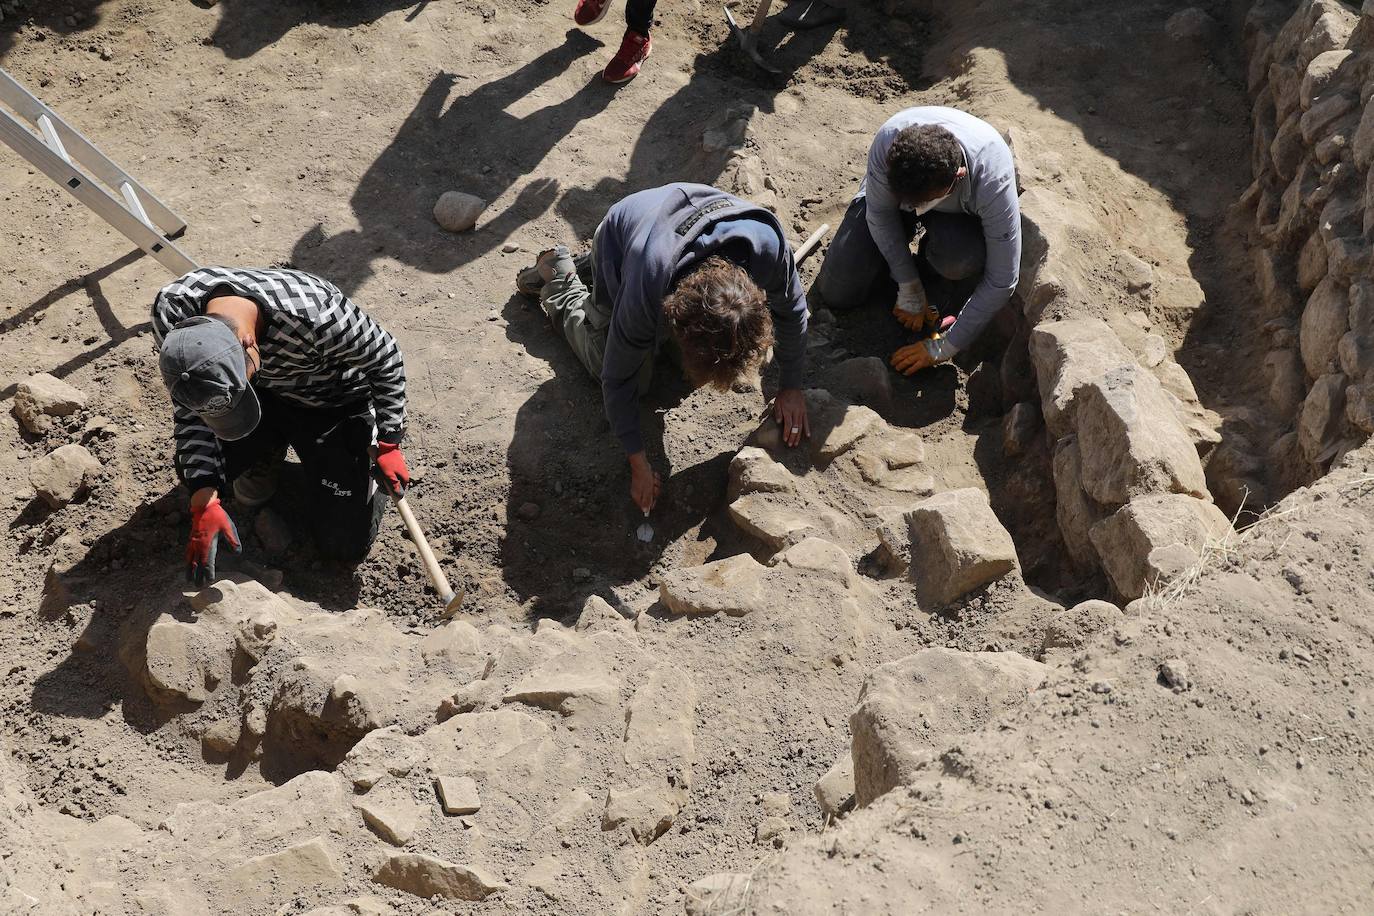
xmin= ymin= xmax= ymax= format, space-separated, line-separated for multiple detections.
xmin=2 ymin=0 xmax=1374 ymax=913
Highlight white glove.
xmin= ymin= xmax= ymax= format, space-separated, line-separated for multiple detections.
xmin=894 ymin=279 xmax=928 ymax=317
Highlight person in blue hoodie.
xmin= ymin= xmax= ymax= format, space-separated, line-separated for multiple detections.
xmin=517 ymin=183 xmax=809 ymax=514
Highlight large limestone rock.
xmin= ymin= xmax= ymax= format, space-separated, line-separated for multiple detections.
xmin=13 ymin=373 xmax=86 ymax=434
xmin=141 ymin=615 xmax=233 ymax=706
xmin=1052 ymin=437 xmax=1103 ymax=570
xmin=659 ymin=554 xmax=768 ymax=617
xmin=432 ymin=191 xmax=486 ymax=232
xmin=501 ymin=641 xmax=620 ymax=715
xmin=373 ymin=852 xmax=507 ymax=901
xmin=1074 ymin=364 xmax=1209 ymax=504
xmin=685 ymin=873 xmax=752 ymax=916
xmin=727 ymin=446 xmax=795 ymax=499
xmin=876 ymin=489 xmax=1019 ymax=605
xmin=1298 ymin=372 xmax=1349 ymax=463
xmin=814 ymin=754 xmax=856 ymax=819
xmin=1300 ymin=274 xmax=1350 ymax=378
xmin=1089 ymin=494 xmax=1233 ymax=600
xmin=769 ymin=536 xmax=860 ymax=591
xmin=602 ymin=783 xmax=688 ymax=845
xmin=851 ymin=431 xmax=933 ymax=494
xmin=1029 ymin=318 xmax=1135 ymax=438
xmin=727 ymin=493 xmax=819 ymax=552
xmin=29 ymin=443 xmax=100 ymax=508
xmin=1040 ymin=599 xmax=1124 ymax=656
xmin=806 ymin=390 xmax=882 ymax=463
xmin=227 ymin=837 xmax=343 ymax=901
xmin=850 ymin=649 xmax=1048 ymax=805
xmin=354 ymin=782 xmax=426 ymax=846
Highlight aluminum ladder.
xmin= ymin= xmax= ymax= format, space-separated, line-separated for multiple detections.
xmin=0 ymin=67 xmax=198 ymax=276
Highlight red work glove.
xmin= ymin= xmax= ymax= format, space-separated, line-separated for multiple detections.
xmin=374 ymin=440 xmax=411 ymax=495
xmin=186 ymin=496 xmax=241 ymax=586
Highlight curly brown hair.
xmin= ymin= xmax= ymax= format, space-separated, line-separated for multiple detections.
xmin=663 ymin=257 xmax=773 ymax=390
xmin=888 ymin=124 xmax=963 ymax=204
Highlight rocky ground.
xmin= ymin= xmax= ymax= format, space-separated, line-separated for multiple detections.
xmin=2 ymin=0 xmax=1374 ymax=913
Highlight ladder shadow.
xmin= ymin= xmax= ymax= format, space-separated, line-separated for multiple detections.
xmin=0 ymin=247 xmax=152 ymax=401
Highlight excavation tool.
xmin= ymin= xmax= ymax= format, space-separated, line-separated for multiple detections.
xmin=724 ymin=0 xmax=781 ymax=74
xmin=793 ymin=221 xmax=831 ymax=265
xmin=390 ymin=490 xmax=465 ymax=618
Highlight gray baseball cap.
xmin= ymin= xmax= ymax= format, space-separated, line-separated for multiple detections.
xmin=158 ymin=315 xmax=261 ymax=441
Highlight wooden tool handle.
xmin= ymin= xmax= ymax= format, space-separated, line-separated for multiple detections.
xmin=393 ymin=493 xmax=456 ymax=605
xmin=749 ymin=0 xmax=774 ymax=33
xmin=794 ymin=222 xmax=831 ymax=264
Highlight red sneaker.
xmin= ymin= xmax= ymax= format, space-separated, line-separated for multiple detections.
xmin=573 ymin=0 xmax=612 ymax=26
xmin=603 ymin=29 xmax=651 ymax=83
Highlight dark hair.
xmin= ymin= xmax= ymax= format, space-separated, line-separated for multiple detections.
xmin=663 ymin=257 xmax=772 ymax=390
xmin=887 ymin=124 xmax=963 ymax=203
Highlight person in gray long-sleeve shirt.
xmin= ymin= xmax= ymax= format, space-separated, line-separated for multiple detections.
xmin=516 ymin=183 xmax=810 ymax=513
xmin=816 ymin=106 xmax=1021 ymax=375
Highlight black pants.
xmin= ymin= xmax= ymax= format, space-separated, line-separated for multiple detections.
xmin=626 ymin=0 xmax=657 ymax=34
xmin=221 ymin=391 xmax=385 ymax=562
xmin=815 ymin=195 xmax=987 ymax=310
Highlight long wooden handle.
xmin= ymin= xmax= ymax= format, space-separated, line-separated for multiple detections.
xmin=393 ymin=493 xmax=456 ymax=605
xmin=749 ymin=0 xmax=774 ymax=33
xmin=794 ymin=222 xmax=831 ymax=265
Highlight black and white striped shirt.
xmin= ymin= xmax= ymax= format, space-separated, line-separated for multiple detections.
xmin=151 ymin=266 xmax=407 ymax=488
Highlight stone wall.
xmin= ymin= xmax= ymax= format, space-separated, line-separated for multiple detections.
xmin=1242 ymin=0 xmax=1373 ymax=484
xmin=1012 ymin=141 xmax=1229 ymax=600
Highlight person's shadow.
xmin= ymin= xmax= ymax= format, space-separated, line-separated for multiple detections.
xmin=289 ymin=31 xmax=615 ymax=296
xmin=205 ymin=0 xmax=426 ymax=59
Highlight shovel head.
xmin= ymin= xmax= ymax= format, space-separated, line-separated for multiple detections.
xmin=723 ymin=4 xmax=782 ymax=74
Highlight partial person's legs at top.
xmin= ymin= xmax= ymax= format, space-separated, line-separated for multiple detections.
xmin=539 ymin=244 xmax=612 ymax=381
xmin=814 ymin=195 xmax=918 ymax=310
xmin=625 ymin=0 xmax=657 ymax=34
xmin=523 ymin=232 xmax=655 ymax=394
xmin=605 ymin=0 xmax=655 ymax=82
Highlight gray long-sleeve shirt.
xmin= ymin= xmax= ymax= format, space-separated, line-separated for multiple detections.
xmin=594 ymin=183 xmax=808 ymax=455
xmin=863 ymin=106 xmax=1021 ymax=351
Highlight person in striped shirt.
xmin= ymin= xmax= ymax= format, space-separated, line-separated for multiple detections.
xmin=151 ymin=267 xmax=409 ymax=584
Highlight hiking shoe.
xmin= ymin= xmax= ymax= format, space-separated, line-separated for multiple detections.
xmin=603 ymin=29 xmax=651 ymax=84
xmin=516 ymin=248 xmax=570 ymax=297
xmin=573 ymin=0 xmax=612 ymax=27
xmin=232 ymin=447 xmax=286 ymax=508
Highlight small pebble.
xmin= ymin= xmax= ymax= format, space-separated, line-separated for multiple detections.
xmin=501 ymin=242 xmax=520 ymax=254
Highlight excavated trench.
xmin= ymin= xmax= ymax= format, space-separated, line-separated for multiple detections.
xmin=4 ymin=0 xmax=1366 ymax=912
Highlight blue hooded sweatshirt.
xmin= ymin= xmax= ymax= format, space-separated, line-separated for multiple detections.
xmin=594 ymin=183 xmax=808 ymax=455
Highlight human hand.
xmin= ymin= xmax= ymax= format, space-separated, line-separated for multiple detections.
xmin=628 ymin=452 xmax=662 ymax=514
xmin=373 ymin=440 xmax=411 ymax=495
xmin=893 ymin=279 xmax=934 ymax=332
xmin=186 ymin=495 xmax=241 ymax=586
xmin=773 ymin=388 xmax=810 ymax=448
xmin=890 ymin=335 xmax=956 ymax=376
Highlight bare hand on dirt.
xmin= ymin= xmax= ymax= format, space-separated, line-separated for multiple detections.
xmin=628 ymin=451 xmax=662 ymax=514
xmin=773 ymin=387 xmax=810 ymax=447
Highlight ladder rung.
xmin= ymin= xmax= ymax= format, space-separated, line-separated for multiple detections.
xmin=36 ymin=113 xmax=70 ymax=163
xmin=119 ymin=181 xmax=153 ymax=230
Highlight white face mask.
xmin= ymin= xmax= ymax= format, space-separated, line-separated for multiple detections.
xmin=911 ymin=194 xmax=948 ymax=215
